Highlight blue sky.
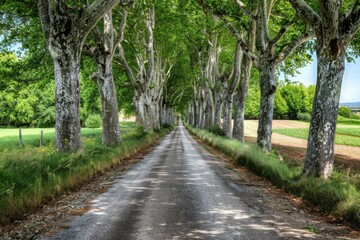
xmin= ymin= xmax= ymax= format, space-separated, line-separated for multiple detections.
xmin=287 ymin=56 xmax=360 ymax=103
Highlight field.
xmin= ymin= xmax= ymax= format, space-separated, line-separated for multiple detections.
xmin=273 ymin=128 xmax=360 ymax=147
xmin=0 ymin=122 xmax=135 ymax=150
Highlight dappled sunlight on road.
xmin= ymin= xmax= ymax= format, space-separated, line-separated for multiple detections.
xmin=53 ymin=125 xmax=322 ymax=240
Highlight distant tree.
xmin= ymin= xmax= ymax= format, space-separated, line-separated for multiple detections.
xmin=338 ymin=106 xmax=352 ymax=118
xmin=280 ymin=83 xmax=311 ymax=119
xmin=274 ymin=90 xmax=289 ymax=119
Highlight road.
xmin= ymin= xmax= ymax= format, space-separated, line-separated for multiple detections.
xmin=53 ymin=123 xmax=318 ymax=239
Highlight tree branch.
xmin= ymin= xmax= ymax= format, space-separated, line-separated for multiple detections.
xmin=113 ymin=8 xmax=128 ymax=57
xmin=259 ymin=0 xmax=270 ymax=44
xmin=341 ymin=0 xmax=360 ymax=40
xmin=227 ymin=40 xmax=243 ymax=94
xmin=270 ymin=18 xmax=298 ymax=45
xmin=78 ymin=0 xmax=132 ymax=37
xmin=275 ymin=31 xmax=315 ymax=64
xmin=288 ymin=0 xmax=323 ymax=37
xmin=235 ymin=0 xmax=257 ymax=19
xmin=145 ymin=7 xmax=155 ymax=89
xmin=37 ymin=0 xmax=51 ymax=40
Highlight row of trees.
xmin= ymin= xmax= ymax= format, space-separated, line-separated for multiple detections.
xmin=1 ymin=0 xmax=360 ymax=179
xmin=184 ymin=0 xmax=360 ymax=179
xmin=1 ymin=0 xmax=178 ymax=150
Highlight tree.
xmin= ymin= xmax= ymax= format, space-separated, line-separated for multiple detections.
xmin=118 ymin=4 xmax=174 ymax=131
xmin=37 ymin=0 xmax=131 ymax=152
xmin=250 ymin=0 xmax=314 ymax=153
xmin=338 ymin=106 xmax=352 ymax=118
xmin=83 ymin=8 xmax=124 ymax=146
xmin=289 ymin=0 xmax=360 ymax=178
xmin=280 ymin=82 xmax=311 ymax=119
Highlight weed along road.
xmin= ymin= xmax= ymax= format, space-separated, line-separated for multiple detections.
xmin=53 ymin=123 xmax=325 ymax=239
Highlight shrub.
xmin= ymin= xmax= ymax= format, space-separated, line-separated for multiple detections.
xmin=161 ymin=123 xmax=172 ymax=129
xmin=297 ymin=112 xmax=311 ymax=121
xmin=85 ymin=114 xmax=102 ymax=128
xmin=134 ymin=126 xmax=148 ymax=139
xmin=206 ymin=125 xmax=225 ymax=136
xmin=351 ymin=113 xmax=360 ymax=120
xmin=338 ymin=107 xmax=352 ymax=118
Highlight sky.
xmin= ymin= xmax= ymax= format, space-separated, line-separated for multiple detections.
xmin=286 ymin=55 xmax=360 ymax=103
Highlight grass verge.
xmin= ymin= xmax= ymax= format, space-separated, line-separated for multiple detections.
xmin=186 ymin=125 xmax=360 ymax=227
xmin=0 ymin=124 xmax=172 ymax=225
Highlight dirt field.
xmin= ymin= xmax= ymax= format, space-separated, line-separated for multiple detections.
xmin=244 ymin=120 xmax=360 ymax=169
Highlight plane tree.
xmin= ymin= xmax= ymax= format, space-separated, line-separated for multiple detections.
xmin=37 ymin=0 xmax=132 ymax=152
xmin=288 ymin=0 xmax=360 ymax=178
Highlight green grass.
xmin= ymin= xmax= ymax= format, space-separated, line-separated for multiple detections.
xmin=337 ymin=116 xmax=360 ymax=125
xmin=273 ymin=128 xmax=360 ymax=147
xmin=336 ymin=128 xmax=360 ymax=137
xmin=0 ymin=121 xmax=135 ymax=150
xmin=186 ymin=125 xmax=360 ymax=226
xmin=0 ymin=122 xmax=171 ymax=225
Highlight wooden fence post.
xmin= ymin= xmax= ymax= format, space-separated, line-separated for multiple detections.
xmin=19 ymin=128 xmax=22 ymax=147
xmin=40 ymin=130 xmax=43 ymax=147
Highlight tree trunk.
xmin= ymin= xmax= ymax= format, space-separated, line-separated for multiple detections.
xmin=257 ymin=61 xmax=276 ymax=153
xmin=214 ymin=76 xmax=227 ymax=127
xmin=214 ymin=94 xmax=223 ymax=127
xmin=144 ymin=95 xmax=155 ymax=131
xmin=153 ymin=102 xmax=160 ymax=130
xmin=233 ymin=57 xmax=252 ymax=142
xmin=223 ymin=94 xmax=233 ymax=138
xmin=93 ymin=60 xmax=121 ymax=146
xmin=134 ymin=92 xmax=146 ymax=127
xmin=303 ymin=49 xmax=345 ymax=178
xmin=52 ymin=43 xmax=83 ymax=152
xmin=205 ymin=87 xmax=215 ymax=128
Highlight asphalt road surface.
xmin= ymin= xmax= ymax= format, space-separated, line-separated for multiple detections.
xmin=52 ymin=122 xmax=309 ymax=239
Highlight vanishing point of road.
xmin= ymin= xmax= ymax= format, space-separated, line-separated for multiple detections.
xmin=53 ymin=122 xmax=319 ymax=239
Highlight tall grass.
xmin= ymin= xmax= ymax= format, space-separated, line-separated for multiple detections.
xmin=0 ymin=123 xmax=171 ymax=225
xmin=187 ymin=125 xmax=360 ymax=226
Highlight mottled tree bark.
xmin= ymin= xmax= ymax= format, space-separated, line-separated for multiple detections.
xmin=52 ymin=43 xmax=83 ymax=152
xmin=304 ymin=49 xmax=345 ymax=178
xmin=257 ymin=60 xmax=276 ymax=153
xmin=233 ymin=16 xmax=256 ymax=142
xmin=223 ymin=41 xmax=243 ymax=138
xmin=93 ymin=63 xmax=121 ymax=146
xmin=85 ymin=12 xmax=121 ymax=146
xmin=233 ymin=57 xmax=252 ymax=141
xmin=214 ymin=75 xmax=227 ymax=127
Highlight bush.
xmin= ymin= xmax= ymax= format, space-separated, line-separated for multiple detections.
xmin=161 ymin=123 xmax=172 ymax=129
xmin=351 ymin=113 xmax=360 ymax=120
xmin=134 ymin=126 xmax=148 ymax=139
xmin=338 ymin=107 xmax=352 ymax=118
xmin=206 ymin=125 xmax=225 ymax=136
xmin=297 ymin=112 xmax=311 ymax=122
xmin=85 ymin=114 xmax=102 ymax=128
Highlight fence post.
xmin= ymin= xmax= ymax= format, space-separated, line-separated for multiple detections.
xmin=40 ymin=130 xmax=43 ymax=147
xmin=19 ymin=128 xmax=22 ymax=147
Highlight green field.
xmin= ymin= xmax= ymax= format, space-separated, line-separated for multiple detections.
xmin=273 ymin=128 xmax=360 ymax=147
xmin=0 ymin=121 xmax=135 ymax=150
